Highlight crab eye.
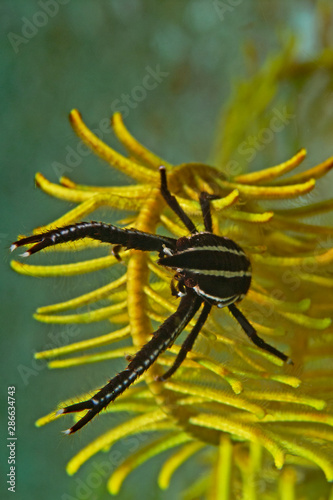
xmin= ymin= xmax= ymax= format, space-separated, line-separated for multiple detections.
xmin=184 ymin=277 xmax=197 ymax=288
xmin=176 ymin=236 xmax=189 ymax=250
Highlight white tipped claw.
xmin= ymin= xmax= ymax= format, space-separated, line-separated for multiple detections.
xmin=19 ymin=251 xmax=31 ymax=258
xmin=62 ymin=429 xmax=71 ymax=435
xmin=55 ymin=409 xmax=65 ymax=416
xmin=10 ymin=243 xmax=18 ymax=252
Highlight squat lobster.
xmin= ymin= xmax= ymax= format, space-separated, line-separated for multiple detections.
xmin=11 ymin=166 xmax=290 ymax=434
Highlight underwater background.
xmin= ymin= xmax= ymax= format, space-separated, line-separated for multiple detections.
xmin=1 ymin=2 xmax=333 ymax=499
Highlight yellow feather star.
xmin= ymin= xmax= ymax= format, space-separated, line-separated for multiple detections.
xmin=11 ymin=51 xmax=333 ymax=498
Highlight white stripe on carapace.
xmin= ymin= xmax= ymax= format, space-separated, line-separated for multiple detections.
xmin=178 ymin=268 xmax=251 ymax=278
xmin=178 ymin=244 xmax=247 ymax=258
xmin=194 ymin=285 xmax=239 ymax=305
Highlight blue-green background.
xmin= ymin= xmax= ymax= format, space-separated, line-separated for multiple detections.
xmin=1 ymin=2 xmax=332 ymax=499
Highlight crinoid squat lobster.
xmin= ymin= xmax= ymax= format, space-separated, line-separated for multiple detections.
xmin=11 ymin=166 xmax=290 ymax=433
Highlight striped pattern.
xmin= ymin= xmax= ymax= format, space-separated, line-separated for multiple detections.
xmin=11 ymin=166 xmax=291 ymax=436
xmin=12 ymin=221 xmax=177 ymax=257
xmin=61 ymin=291 xmax=201 ymax=433
xmin=159 ymin=232 xmax=251 ymax=306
